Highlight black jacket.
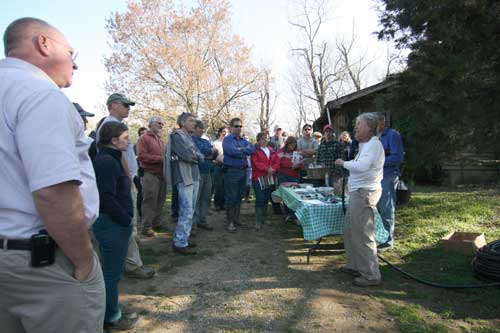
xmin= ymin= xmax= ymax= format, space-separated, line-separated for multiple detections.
xmin=93 ymin=147 xmax=133 ymax=226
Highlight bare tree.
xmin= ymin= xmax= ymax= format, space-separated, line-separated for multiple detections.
xmin=288 ymin=0 xmax=345 ymax=117
xmin=383 ymin=43 xmax=405 ymax=78
xmin=256 ymin=66 xmax=278 ymax=132
xmin=336 ymin=24 xmax=375 ymax=92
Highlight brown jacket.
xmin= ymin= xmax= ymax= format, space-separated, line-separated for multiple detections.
xmin=136 ymin=131 xmax=164 ymax=176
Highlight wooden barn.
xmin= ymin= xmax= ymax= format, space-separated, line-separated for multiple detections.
xmin=313 ymin=80 xmax=499 ymax=185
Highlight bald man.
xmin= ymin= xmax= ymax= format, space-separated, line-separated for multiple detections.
xmin=0 ymin=18 xmax=105 ymax=332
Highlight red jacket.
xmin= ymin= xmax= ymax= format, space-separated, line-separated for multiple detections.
xmin=136 ymin=131 xmax=165 ymax=176
xmin=277 ymin=149 xmax=303 ymax=178
xmin=250 ymin=146 xmax=280 ymax=181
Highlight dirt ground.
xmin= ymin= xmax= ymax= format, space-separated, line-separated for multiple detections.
xmin=119 ymin=200 xmax=401 ymax=333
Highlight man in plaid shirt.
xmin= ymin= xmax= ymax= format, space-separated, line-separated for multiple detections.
xmin=317 ymin=124 xmax=343 ymax=185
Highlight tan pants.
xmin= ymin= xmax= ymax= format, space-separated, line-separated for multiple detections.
xmin=141 ymin=172 xmax=167 ymax=230
xmin=126 ymin=184 xmax=143 ymax=271
xmin=0 ymin=249 xmax=105 ymax=333
xmin=344 ymin=188 xmax=382 ymax=280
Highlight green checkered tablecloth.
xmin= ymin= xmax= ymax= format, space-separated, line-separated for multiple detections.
xmin=272 ymin=186 xmax=389 ymax=243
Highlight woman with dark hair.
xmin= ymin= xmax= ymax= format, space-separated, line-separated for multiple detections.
xmin=92 ymin=121 xmax=141 ymax=330
xmin=250 ymin=132 xmax=280 ymax=230
xmin=277 ymin=136 xmax=302 ymax=184
xmin=277 ymin=136 xmax=303 ymax=222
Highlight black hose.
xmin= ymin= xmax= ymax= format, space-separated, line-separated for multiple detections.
xmin=378 ymin=240 xmax=500 ymax=289
xmin=473 ymin=240 xmax=500 ymax=281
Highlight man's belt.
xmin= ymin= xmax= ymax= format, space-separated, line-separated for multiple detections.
xmin=225 ymin=165 xmax=247 ymax=170
xmin=0 ymin=239 xmax=31 ymax=251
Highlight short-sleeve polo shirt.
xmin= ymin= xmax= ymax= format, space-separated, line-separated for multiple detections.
xmin=0 ymin=58 xmax=99 ymax=239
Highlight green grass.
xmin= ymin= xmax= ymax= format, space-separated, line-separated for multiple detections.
xmin=376 ymin=186 xmax=500 ymax=332
xmin=383 ymin=301 xmax=449 ymax=333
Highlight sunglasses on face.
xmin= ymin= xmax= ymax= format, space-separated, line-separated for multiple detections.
xmin=233 ymin=125 xmax=243 ymax=128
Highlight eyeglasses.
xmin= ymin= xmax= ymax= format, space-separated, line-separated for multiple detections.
xmin=233 ymin=125 xmax=243 ymax=128
xmin=44 ymin=35 xmax=78 ymax=63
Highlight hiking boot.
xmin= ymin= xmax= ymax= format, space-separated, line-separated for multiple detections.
xmin=225 ymin=207 xmax=238 ymax=233
xmin=233 ymin=205 xmax=245 ymax=226
xmin=255 ymin=207 xmax=264 ymax=230
xmin=353 ymin=276 xmax=382 ymax=287
xmin=141 ymin=228 xmax=156 ymax=238
xmin=104 ymin=312 xmax=142 ymax=332
xmin=226 ymin=222 xmax=237 ymax=233
xmin=124 ymin=266 xmax=155 ymax=279
xmin=173 ymin=245 xmax=197 ymax=255
xmin=262 ymin=206 xmax=272 ymax=225
xmin=339 ymin=266 xmax=361 ymax=277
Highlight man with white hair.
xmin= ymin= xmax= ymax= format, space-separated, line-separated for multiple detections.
xmin=136 ymin=116 xmax=167 ymax=237
xmin=0 ymin=17 xmax=105 ymax=332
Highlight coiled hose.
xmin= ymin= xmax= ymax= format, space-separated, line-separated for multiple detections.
xmin=378 ymin=240 xmax=500 ymax=289
xmin=472 ymin=239 xmax=500 ymax=282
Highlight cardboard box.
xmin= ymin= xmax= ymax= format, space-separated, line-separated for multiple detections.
xmin=440 ymin=231 xmax=487 ymax=256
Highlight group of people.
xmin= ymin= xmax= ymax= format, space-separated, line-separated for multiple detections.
xmin=0 ymin=17 xmax=404 ymax=333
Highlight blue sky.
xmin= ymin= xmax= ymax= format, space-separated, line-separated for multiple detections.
xmin=1 ymin=0 xmax=390 ymax=130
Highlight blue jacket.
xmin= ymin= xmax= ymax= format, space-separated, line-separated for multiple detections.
xmin=93 ymin=147 xmax=133 ymax=226
xmin=223 ymin=134 xmax=255 ymax=168
xmin=379 ymin=128 xmax=404 ymax=177
xmin=192 ymin=136 xmax=213 ymax=174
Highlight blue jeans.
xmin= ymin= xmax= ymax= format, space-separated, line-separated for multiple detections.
xmin=173 ymin=181 xmax=199 ymax=248
xmin=193 ymin=173 xmax=212 ymax=225
xmin=212 ymin=165 xmax=225 ymax=209
xmin=377 ymin=174 xmax=398 ymax=246
xmin=252 ymin=181 xmax=272 ymax=208
xmin=92 ymin=214 xmax=133 ymax=323
xmin=224 ymin=167 xmax=246 ymax=208
xmin=171 ymin=185 xmax=179 ymax=217
xmin=278 ymin=173 xmax=300 ymax=214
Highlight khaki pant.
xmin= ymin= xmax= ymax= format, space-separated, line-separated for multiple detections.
xmin=344 ymin=188 xmax=382 ymax=280
xmin=141 ymin=172 xmax=167 ymax=230
xmin=0 ymin=249 xmax=105 ymax=333
xmin=126 ymin=184 xmax=143 ymax=271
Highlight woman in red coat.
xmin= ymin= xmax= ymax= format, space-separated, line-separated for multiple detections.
xmin=277 ymin=136 xmax=304 ymax=222
xmin=250 ymin=132 xmax=280 ymax=230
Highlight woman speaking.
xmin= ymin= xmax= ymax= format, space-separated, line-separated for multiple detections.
xmin=335 ymin=112 xmax=385 ymax=287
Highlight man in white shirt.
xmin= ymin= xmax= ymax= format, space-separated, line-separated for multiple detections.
xmin=0 ymin=17 xmax=105 ymax=332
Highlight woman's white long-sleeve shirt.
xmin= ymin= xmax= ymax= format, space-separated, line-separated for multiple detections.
xmin=343 ymin=136 xmax=385 ymax=192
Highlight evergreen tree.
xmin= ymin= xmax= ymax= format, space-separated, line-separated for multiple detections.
xmin=377 ymin=0 xmax=500 ymax=181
